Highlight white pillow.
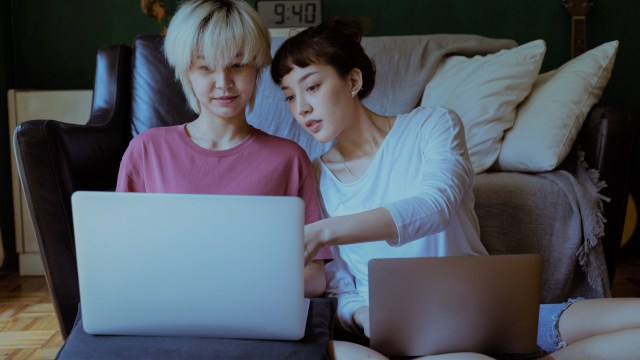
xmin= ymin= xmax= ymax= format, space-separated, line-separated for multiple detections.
xmin=420 ymin=40 xmax=546 ymax=174
xmin=494 ymin=41 xmax=619 ymax=172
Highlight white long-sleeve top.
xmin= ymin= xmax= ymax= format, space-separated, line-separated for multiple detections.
xmin=318 ymin=106 xmax=488 ymax=332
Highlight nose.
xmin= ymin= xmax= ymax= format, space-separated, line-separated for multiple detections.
xmin=296 ymin=99 xmax=312 ymax=117
xmin=213 ymin=69 xmax=232 ymax=89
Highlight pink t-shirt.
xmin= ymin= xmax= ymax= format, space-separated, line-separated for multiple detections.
xmin=116 ymin=124 xmax=331 ymax=259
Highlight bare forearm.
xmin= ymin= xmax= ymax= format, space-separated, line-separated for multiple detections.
xmin=303 ymin=207 xmax=398 ymax=264
xmin=313 ymin=207 xmax=398 ymax=247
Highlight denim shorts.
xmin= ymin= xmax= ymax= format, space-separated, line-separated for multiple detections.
xmin=537 ymin=298 xmax=584 ymax=353
xmin=489 ymin=298 xmax=584 ymax=360
xmin=337 ymin=298 xmax=586 ymax=360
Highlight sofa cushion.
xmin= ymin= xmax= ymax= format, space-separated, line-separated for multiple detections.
xmin=420 ymin=40 xmax=546 ymax=174
xmin=494 ymin=41 xmax=619 ymax=172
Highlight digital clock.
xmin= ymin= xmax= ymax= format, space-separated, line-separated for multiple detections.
xmin=255 ymin=0 xmax=322 ymax=28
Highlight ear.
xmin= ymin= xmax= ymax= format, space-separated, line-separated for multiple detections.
xmin=348 ymin=68 xmax=363 ymax=95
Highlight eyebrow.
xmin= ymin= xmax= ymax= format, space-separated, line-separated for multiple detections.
xmin=194 ymin=53 xmax=244 ymax=61
xmin=280 ymin=71 xmax=320 ymax=90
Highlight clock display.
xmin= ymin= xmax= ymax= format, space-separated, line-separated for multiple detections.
xmin=256 ymin=0 xmax=322 ymax=28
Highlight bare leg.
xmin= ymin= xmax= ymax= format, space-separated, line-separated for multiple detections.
xmin=413 ymin=353 xmax=496 ymax=359
xmin=329 ymin=340 xmax=388 ymax=360
xmin=329 ymin=341 xmax=495 ymax=360
xmin=557 ymin=298 xmax=640 ymax=345
xmin=540 ymin=328 xmax=640 ymax=360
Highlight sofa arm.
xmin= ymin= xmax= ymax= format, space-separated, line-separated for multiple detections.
xmin=577 ymin=106 xmax=639 ymax=284
xmin=14 ymin=121 xmax=131 ymax=338
xmin=12 ymin=43 xmax=133 ymax=339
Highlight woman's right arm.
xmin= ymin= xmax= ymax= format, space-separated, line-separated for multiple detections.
xmin=383 ymin=107 xmax=475 ymax=247
xmin=304 ymin=107 xmax=473 ymax=261
xmin=304 ymin=207 xmax=397 ymax=264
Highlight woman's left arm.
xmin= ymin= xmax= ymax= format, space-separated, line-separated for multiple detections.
xmin=304 ymin=260 xmax=326 ymax=297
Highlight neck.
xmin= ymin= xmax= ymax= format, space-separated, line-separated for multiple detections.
xmin=335 ymin=105 xmax=389 ymax=159
xmin=186 ymin=115 xmax=251 ymax=150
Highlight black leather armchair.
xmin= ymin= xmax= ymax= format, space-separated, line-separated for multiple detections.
xmin=14 ymin=34 xmax=639 ymax=339
xmin=13 ymin=35 xmax=195 ymax=338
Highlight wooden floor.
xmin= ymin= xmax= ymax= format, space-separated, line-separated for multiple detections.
xmin=0 ymin=273 xmax=63 ymax=359
xmin=0 ymin=245 xmax=639 ymax=359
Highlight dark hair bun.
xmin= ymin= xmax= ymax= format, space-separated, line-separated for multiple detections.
xmin=271 ymin=17 xmax=376 ymax=100
xmin=327 ymin=18 xmax=366 ymax=43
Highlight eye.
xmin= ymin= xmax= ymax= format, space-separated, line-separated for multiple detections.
xmin=284 ymin=94 xmax=295 ymax=103
xmin=231 ymin=63 xmax=245 ymax=68
xmin=306 ymin=83 xmax=320 ymax=92
xmin=199 ymin=65 xmax=212 ymax=72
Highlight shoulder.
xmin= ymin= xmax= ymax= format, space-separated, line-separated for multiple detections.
xmin=122 ymin=126 xmax=185 ymax=164
xmin=395 ymin=106 xmax=464 ymax=139
xmin=400 ymin=106 xmax=462 ymax=130
xmin=130 ymin=125 xmax=183 ymax=147
xmin=391 ymin=106 xmax=468 ymax=154
xmin=252 ymin=128 xmax=310 ymax=159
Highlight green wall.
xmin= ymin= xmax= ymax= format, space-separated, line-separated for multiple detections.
xmin=1 ymin=0 xmax=639 ymax=270
xmin=8 ymin=0 xmax=640 ymax=108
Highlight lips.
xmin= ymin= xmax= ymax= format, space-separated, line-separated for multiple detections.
xmin=214 ymin=95 xmax=238 ymax=105
xmin=305 ymin=120 xmax=322 ymax=133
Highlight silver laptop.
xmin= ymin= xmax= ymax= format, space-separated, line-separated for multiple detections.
xmin=368 ymin=254 xmax=542 ymax=357
xmin=72 ymin=191 xmax=308 ymax=340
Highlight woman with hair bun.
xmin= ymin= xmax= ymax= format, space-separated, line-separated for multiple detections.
xmin=272 ymin=19 xmax=640 ymax=360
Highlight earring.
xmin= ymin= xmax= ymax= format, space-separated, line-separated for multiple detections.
xmin=351 ymin=87 xmax=360 ymax=98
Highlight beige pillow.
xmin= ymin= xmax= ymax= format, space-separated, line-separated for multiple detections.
xmin=421 ymin=40 xmax=546 ymax=174
xmin=494 ymin=41 xmax=619 ymax=172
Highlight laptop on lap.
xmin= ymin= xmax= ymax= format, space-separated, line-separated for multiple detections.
xmin=368 ymin=254 xmax=542 ymax=357
xmin=72 ymin=191 xmax=308 ymax=340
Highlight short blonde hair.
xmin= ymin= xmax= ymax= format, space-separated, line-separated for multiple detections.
xmin=163 ymin=0 xmax=271 ymax=113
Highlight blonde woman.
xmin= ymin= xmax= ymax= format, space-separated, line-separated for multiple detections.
xmin=117 ymin=0 xmax=331 ymax=297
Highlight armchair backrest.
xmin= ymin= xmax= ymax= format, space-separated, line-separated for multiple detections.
xmin=129 ymin=35 xmax=196 ymax=136
xmin=14 ymin=43 xmax=134 ymax=338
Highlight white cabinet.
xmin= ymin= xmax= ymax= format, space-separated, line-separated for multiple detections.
xmin=7 ymin=89 xmax=93 ymax=275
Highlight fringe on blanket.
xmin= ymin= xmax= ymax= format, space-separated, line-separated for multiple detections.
xmin=562 ymin=148 xmax=611 ymax=295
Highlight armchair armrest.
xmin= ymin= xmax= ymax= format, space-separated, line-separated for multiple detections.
xmin=577 ymin=106 xmax=639 ymax=284
xmin=13 ymin=44 xmax=133 ymax=338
